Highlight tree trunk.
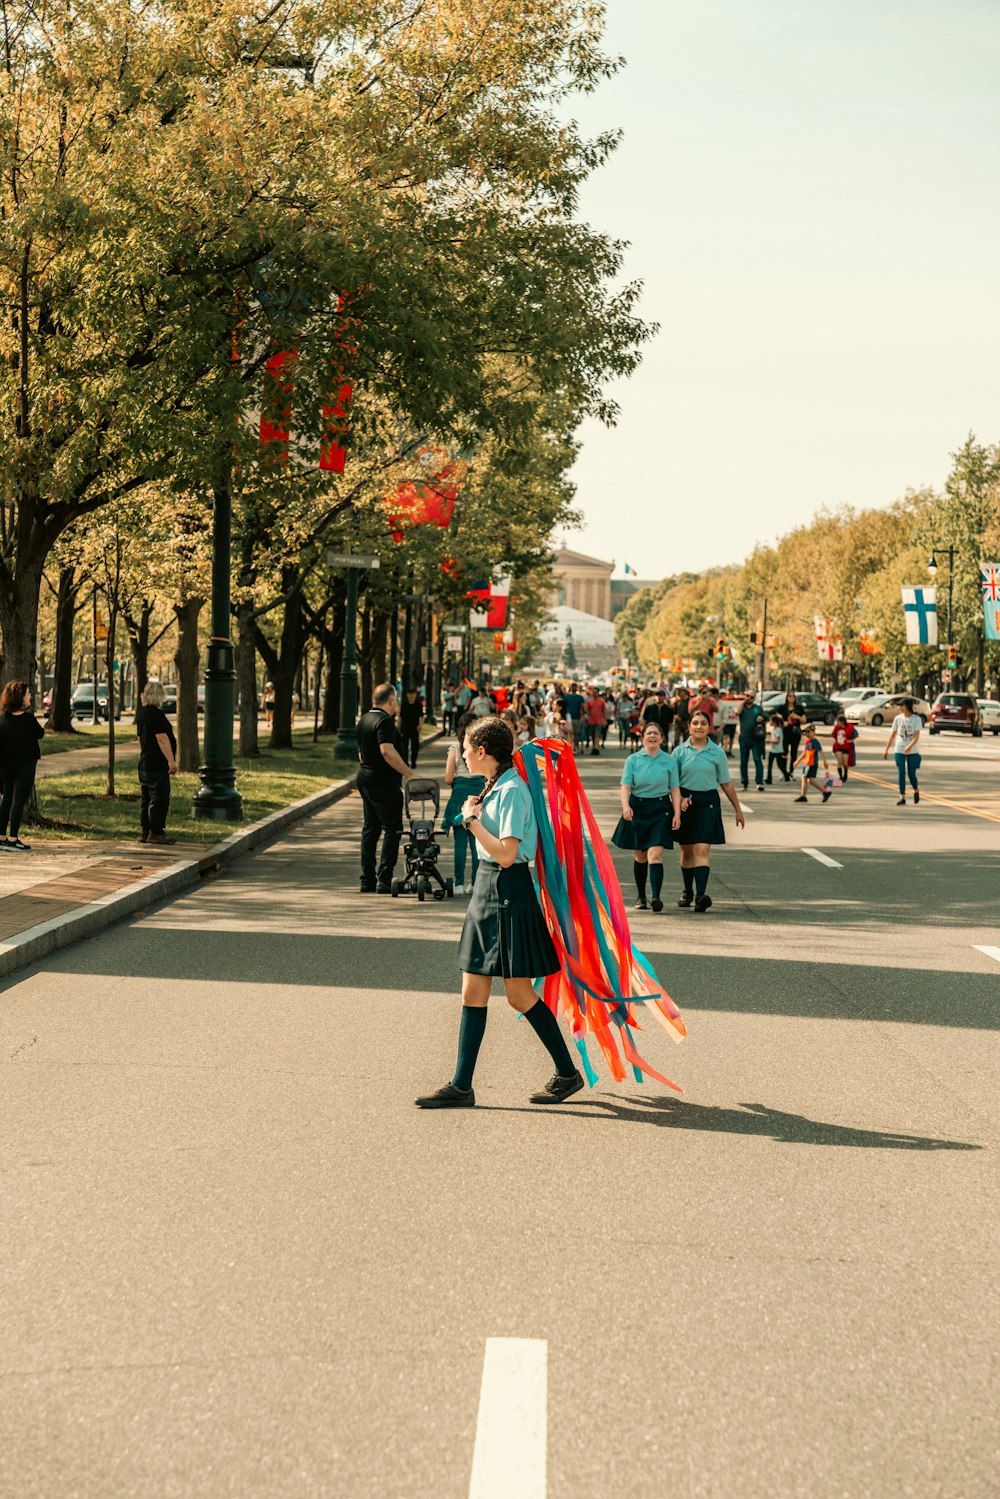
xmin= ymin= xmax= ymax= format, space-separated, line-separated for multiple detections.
xmin=976 ymin=627 xmax=985 ymax=697
xmin=48 ymin=566 xmax=81 ymax=732
xmin=125 ymin=600 xmax=155 ymax=700
xmin=0 ymin=558 xmax=44 ymax=684
xmin=360 ymin=603 xmax=372 ymax=717
xmin=320 ymin=595 xmax=346 ymax=734
xmin=237 ymin=597 xmax=260 ymax=758
xmin=173 ymin=596 xmax=204 ymax=772
xmin=105 ymin=609 xmax=118 ymax=797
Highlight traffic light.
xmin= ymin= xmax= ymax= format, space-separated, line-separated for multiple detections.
xmin=715 ymin=637 xmax=726 ymax=660
xmin=948 ymin=646 xmax=958 ymax=670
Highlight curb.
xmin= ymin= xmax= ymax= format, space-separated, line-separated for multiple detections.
xmin=0 ymin=727 xmax=445 ymax=985
xmin=0 ymin=776 xmax=357 ymax=984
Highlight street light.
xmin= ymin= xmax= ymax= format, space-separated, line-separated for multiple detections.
xmin=927 ymin=545 xmax=958 ymax=655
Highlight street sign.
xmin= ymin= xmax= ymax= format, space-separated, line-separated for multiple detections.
xmin=324 ymin=552 xmax=380 ymax=569
xmin=446 ymin=635 xmax=464 ymax=652
xmin=941 ymin=668 xmax=952 ymax=684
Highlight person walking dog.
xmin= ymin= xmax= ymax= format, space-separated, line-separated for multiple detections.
xmin=0 ymin=680 xmax=44 ymax=851
xmin=884 ymin=698 xmax=922 ymax=805
xmin=135 ymin=679 xmax=178 ymax=845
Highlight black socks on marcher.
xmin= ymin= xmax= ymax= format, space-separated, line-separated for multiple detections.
xmin=649 ymin=864 xmax=663 ymax=901
xmin=524 ymin=999 xmax=576 ymax=1077
xmin=452 ymin=1005 xmax=488 ymax=1091
xmin=634 ymin=861 xmax=648 ymax=899
xmin=693 ymin=866 xmax=710 ymax=899
xmin=682 ymin=867 xmax=694 ymax=896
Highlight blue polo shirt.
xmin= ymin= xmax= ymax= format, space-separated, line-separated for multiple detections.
xmin=477 ymin=768 xmax=536 ymax=865
xmin=621 ymin=749 xmax=679 ymax=798
xmin=675 ymin=738 xmax=732 ymax=790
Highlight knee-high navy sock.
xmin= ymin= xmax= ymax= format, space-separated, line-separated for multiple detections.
xmin=634 ymin=861 xmax=648 ymax=899
xmin=452 ymin=1005 xmax=488 ymax=1090
xmin=524 ymin=999 xmax=576 ymax=1076
xmin=682 ymin=866 xmax=694 ymax=895
xmin=693 ymin=866 xmax=710 ymax=898
xmin=649 ymin=864 xmax=664 ymax=900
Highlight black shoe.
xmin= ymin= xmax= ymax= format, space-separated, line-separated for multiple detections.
xmin=375 ymin=884 xmax=392 ymax=894
xmin=529 ymin=1069 xmax=585 ymax=1104
xmin=677 ymin=891 xmax=693 ymax=908
xmin=415 ymin=1083 xmax=476 ymax=1109
xmin=139 ymin=832 xmax=149 ymax=844
xmin=896 ymin=797 xmax=906 ymax=805
xmin=821 ymin=790 xmax=832 ymax=803
xmin=147 ymin=833 xmax=176 ymax=845
xmin=914 ymin=790 xmax=920 ymax=804
xmin=650 ymin=897 xmax=664 ymax=912
xmin=8 ymin=837 xmax=31 ymax=851
xmin=359 ymin=883 xmax=376 ymax=893
xmin=694 ymin=894 xmax=712 ymax=913
xmin=634 ymin=897 xmax=648 ymax=910
xmin=794 ymin=795 xmax=808 ymax=802
xmin=757 ymin=784 xmax=765 ymax=792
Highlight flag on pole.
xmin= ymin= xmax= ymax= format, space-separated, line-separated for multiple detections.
xmin=624 ymin=562 xmax=636 ymax=576
xmin=901 ymin=586 xmax=938 ymax=645
xmin=981 ymin=563 xmax=1000 ymax=641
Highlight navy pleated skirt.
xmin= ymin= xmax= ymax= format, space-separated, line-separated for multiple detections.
xmin=677 ymin=787 xmax=726 ymax=845
xmin=457 ymin=861 xmax=560 ymax=978
xmin=611 ymin=793 xmax=674 ymax=851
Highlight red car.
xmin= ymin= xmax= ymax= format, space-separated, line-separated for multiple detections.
xmin=929 ymin=693 xmax=983 ymax=736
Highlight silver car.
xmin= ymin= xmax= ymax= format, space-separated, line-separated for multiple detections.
xmin=976 ymin=699 xmax=1000 ymax=735
xmin=845 ymin=693 xmax=932 ymax=727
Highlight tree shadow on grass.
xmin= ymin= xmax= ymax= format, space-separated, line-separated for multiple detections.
xmin=482 ymin=1094 xmax=981 ymax=1151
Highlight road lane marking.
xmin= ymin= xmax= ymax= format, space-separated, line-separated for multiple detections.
xmin=469 ymin=1338 xmax=546 ymax=1499
xmin=973 ymin=945 xmax=1000 ymax=964
xmin=851 ymin=771 xmax=1000 ymax=825
xmin=801 ymin=847 xmax=843 ymax=868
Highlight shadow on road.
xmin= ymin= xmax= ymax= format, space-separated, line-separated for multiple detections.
xmin=482 ymin=1094 xmax=981 ymax=1151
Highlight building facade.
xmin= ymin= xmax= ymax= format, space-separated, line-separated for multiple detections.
xmin=549 ymin=547 xmax=614 ymax=621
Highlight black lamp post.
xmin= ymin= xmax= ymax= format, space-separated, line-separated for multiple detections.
xmin=193 ymin=478 xmax=243 ymax=821
xmin=927 ymin=545 xmax=958 ymax=654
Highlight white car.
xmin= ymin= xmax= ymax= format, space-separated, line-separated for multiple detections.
xmin=845 ymin=693 xmax=931 ymax=727
xmin=976 ymin=699 xmax=1000 ymax=735
xmin=831 ymin=687 xmax=884 ymax=706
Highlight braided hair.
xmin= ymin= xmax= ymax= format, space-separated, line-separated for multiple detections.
xmin=465 ymin=714 xmax=515 ymax=795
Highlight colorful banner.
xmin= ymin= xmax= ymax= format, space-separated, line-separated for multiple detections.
xmin=981 ymin=563 xmax=1000 ymax=641
xmin=901 ymin=586 xmax=938 ymax=646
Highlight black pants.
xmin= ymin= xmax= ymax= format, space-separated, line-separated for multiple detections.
xmin=0 ymin=764 xmax=36 ymax=838
xmin=139 ymin=769 xmax=171 ymax=835
xmin=359 ymin=781 xmax=403 ymax=889
xmin=767 ymin=751 xmax=789 ymax=782
xmin=402 ymin=727 xmax=420 ymax=767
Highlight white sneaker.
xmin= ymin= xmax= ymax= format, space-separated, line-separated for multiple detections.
xmin=454 ymin=883 xmax=464 ymax=896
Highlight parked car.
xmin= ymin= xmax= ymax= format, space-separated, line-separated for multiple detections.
xmin=70 ymin=682 xmax=110 ymax=722
xmin=831 ymin=687 xmax=884 ymax=706
xmin=976 ymin=699 xmax=1000 ymax=735
xmin=929 ymin=693 xmax=983 ymax=736
xmin=845 ymin=693 xmax=931 ymax=728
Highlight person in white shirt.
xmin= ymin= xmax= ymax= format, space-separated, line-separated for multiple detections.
xmin=883 ymin=698 xmax=923 ymax=805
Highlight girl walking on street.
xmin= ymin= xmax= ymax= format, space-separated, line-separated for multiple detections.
xmin=832 ymin=713 xmax=858 ymax=784
xmin=416 ymin=716 xmax=584 ymax=1109
xmin=674 ymin=710 xmax=745 ymax=912
xmin=884 ymin=698 xmax=922 ymax=805
xmin=0 ymin=680 xmax=44 ymax=851
xmin=793 ymin=723 xmax=832 ymax=802
xmin=443 ymin=712 xmax=486 ymax=895
xmin=611 ymin=721 xmax=681 ymax=912
xmin=766 ymin=713 xmax=790 ymax=782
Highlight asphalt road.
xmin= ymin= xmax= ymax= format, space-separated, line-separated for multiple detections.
xmin=1 ymin=728 xmax=997 ymax=1499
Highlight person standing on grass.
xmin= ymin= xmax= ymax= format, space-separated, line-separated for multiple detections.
xmin=737 ymin=689 xmax=767 ymax=792
xmin=135 ymin=679 xmax=177 ymax=846
xmin=357 ymin=683 xmax=415 ymax=894
xmin=884 ymin=697 xmax=922 ymax=806
xmin=674 ymin=709 xmax=745 ymax=912
xmin=793 ymin=722 xmax=832 ymax=803
xmin=611 ymin=720 xmax=681 ymax=912
xmin=0 ymin=680 xmax=45 ymax=852
xmin=416 ymin=715 xmax=583 ymax=1110
xmin=832 ymin=713 xmax=858 ymax=784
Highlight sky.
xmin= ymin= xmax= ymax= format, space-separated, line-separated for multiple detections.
xmin=564 ymin=1 xmax=1000 ymax=578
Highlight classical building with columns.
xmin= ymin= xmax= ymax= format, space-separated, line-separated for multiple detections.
xmin=549 ymin=547 xmax=614 ymax=621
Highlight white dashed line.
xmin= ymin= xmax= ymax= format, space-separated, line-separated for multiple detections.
xmin=801 ymin=847 xmax=843 ymax=868
xmin=972 ymin=945 xmax=1000 ymax=964
xmin=469 ymin=1338 xmax=547 ymax=1499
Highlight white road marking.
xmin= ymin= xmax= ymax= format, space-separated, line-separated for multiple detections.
xmin=801 ymin=847 xmax=843 ymax=868
xmin=972 ymin=945 xmax=1000 ymax=964
xmin=469 ymin=1338 xmax=547 ymax=1499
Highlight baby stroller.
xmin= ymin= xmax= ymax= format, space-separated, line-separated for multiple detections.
xmin=391 ymin=778 xmax=455 ymax=901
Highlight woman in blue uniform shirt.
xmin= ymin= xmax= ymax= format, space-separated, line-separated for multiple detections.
xmin=674 ymin=709 xmax=745 ymax=912
xmin=416 ymin=716 xmax=584 ymax=1110
xmin=611 ymin=720 xmax=681 ymax=912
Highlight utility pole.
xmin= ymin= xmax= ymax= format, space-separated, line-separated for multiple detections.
xmin=92 ymin=588 xmax=100 ymax=725
xmin=760 ymin=595 xmax=769 ymax=692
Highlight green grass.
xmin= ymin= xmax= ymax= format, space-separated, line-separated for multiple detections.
xmin=30 ymin=737 xmax=343 ymax=843
xmin=40 ymin=723 xmax=116 ymax=756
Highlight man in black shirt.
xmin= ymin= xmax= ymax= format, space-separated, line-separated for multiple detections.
xmin=642 ymin=689 xmax=674 ymax=737
xmin=357 ymin=683 xmax=414 ymax=893
xmin=398 ymin=687 xmax=424 ymax=767
xmin=135 ymin=678 xmax=178 ymax=844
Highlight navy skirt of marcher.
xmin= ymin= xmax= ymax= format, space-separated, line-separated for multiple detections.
xmin=611 ymin=793 xmax=675 ymax=851
xmin=458 ymin=861 xmax=560 ymax=978
xmin=677 ymin=787 xmax=726 ymax=845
